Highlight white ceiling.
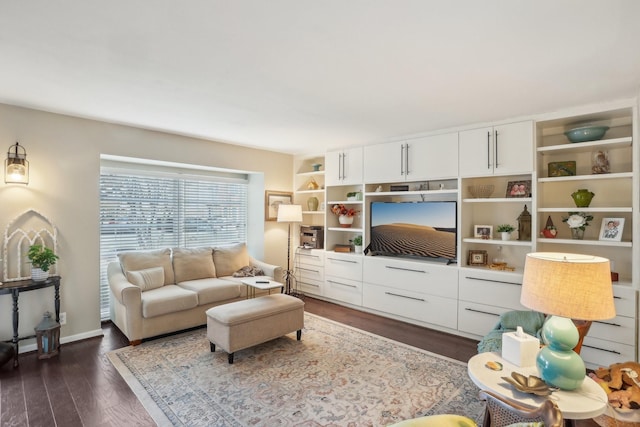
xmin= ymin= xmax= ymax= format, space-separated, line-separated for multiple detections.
xmin=1 ymin=1 xmax=639 ymax=155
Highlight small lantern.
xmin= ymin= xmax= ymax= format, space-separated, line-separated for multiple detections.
xmin=34 ymin=311 xmax=60 ymax=359
xmin=517 ymin=205 xmax=532 ymax=241
xmin=5 ymin=142 xmax=29 ymax=184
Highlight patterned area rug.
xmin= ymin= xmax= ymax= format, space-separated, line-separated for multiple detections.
xmin=108 ymin=312 xmax=485 ymax=426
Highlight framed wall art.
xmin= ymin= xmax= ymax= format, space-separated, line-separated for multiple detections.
xmin=598 ymin=217 xmax=624 ymax=242
xmin=474 ymin=225 xmax=493 ymax=240
xmin=505 ymin=180 xmax=531 ymax=198
xmin=265 ymin=191 xmax=293 ymax=221
xmin=468 ymin=250 xmax=488 ymax=266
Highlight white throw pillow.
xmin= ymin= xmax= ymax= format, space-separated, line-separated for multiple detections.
xmin=126 ymin=267 xmax=165 ymax=292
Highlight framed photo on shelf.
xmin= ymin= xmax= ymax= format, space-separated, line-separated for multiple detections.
xmin=598 ymin=218 xmax=624 ymax=242
xmin=505 ymin=180 xmax=531 ymax=198
xmin=265 ymin=191 xmax=293 ymax=221
xmin=474 ymin=225 xmax=493 ymax=240
xmin=468 ymin=250 xmax=488 ymax=266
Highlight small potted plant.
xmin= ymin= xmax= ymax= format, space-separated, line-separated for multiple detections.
xmin=496 ymin=224 xmax=515 ymax=241
xmin=27 ymin=244 xmax=59 ymax=282
xmin=352 ymin=235 xmax=363 ymax=254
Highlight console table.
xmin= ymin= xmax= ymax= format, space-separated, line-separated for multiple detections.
xmin=0 ymin=276 xmax=61 ymax=367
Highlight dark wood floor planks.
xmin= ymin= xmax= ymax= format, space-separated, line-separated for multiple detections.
xmin=0 ymin=296 xmax=600 ymax=426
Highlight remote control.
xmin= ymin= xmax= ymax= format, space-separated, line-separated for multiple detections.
xmin=255 ymin=280 xmax=270 ymax=284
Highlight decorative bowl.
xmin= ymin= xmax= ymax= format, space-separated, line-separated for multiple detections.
xmin=311 ymin=163 xmax=322 ymax=171
xmin=468 ymin=184 xmax=494 ymax=198
xmin=502 ymin=372 xmax=553 ymax=396
xmin=564 ymin=125 xmax=609 ymax=143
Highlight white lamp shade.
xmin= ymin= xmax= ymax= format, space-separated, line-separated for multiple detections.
xmin=277 ymin=204 xmax=303 ymax=223
xmin=521 ymin=252 xmax=616 ymax=321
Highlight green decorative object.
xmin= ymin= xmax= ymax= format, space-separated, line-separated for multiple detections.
xmin=307 ymin=196 xmax=319 ymax=211
xmin=571 ymin=189 xmax=594 ymax=208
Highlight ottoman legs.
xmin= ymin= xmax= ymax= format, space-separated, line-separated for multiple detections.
xmin=210 ymin=329 xmax=303 ymax=364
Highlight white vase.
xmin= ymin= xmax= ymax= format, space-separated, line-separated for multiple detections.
xmin=354 ymin=245 xmax=362 ymax=254
xmin=501 ymin=232 xmax=511 ymax=241
xmin=338 ymin=215 xmax=354 ymax=228
xmin=31 ymin=267 xmax=49 ymax=282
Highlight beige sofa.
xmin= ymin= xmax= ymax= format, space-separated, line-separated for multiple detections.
xmin=108 ymin=243 xmax=282 ymax=345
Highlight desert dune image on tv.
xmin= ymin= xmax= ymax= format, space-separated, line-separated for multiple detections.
xmin=370 ymin=201 xmax=456 ymax=261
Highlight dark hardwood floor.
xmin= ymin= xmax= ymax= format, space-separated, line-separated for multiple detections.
xmin=0 ymin=296 xmax=600 ymax=426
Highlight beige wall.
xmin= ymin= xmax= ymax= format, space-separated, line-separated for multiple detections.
xmin=0 ymin=103 xmax=292 ymax=346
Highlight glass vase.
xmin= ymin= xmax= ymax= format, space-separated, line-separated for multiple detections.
xmin=570 ymin=228 xmax=584 ymax=240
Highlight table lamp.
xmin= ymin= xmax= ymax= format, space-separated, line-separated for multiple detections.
xmin=520 ymin=252 xmax=615 ymax=390
xmin=277 ymin=204 xmax=302 ymax=295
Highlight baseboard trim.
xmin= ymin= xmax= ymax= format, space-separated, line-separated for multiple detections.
xmin=18 ymin=329 xmax=104 ymax=354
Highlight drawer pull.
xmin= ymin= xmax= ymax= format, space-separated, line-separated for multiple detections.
xmin=594 ymin=320 xmax=622 ymax=327
xmin=465 ymin=276 xmax=521 ymax=286
xmin=613 ymin=296 xmax=622 ymax=300
xmin=327 ymin=280 xmax=357 ymax=289
xmin=385 ymin=291 xmax=425 ymax=302
xmin=327 ymin=257 xmax=358 ymax=264
xmin=582 ymin=344 xmax=621 ymax=355
xmin=298 ymin=267 xmax=320 ymax=273
xmin=385 ymin=266 xmax=427 ymax=274
xmin=464 ymin=307 xmax=501 ymax=317
xmin=299 ymin=254 xmax=321 ymax=260
xmin=302 ymin=282 xmax=320 ymax=288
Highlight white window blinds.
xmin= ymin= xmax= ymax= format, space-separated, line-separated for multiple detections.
xmin=99 ymin=169 xmax=248 ymax=321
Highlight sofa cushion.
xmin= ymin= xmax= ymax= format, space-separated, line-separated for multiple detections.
xmin=232 ymin=265 xmax=265 ymax=277
xmin=173 ymin=247 xmax=216 ymax=282
xmin=141 ymin=285 xmax=198 ymax=318
xmin=126 ymin=267 xmax=165 ymax=292
xmin=213 ymin=243 xmax=250 ymax=277
xmin=177 ymin=278 xmax=242 ymax=305
xmin=118 ymin=248 xmax=174 ymax=285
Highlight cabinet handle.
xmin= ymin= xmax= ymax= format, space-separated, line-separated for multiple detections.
xmin=385 ymin=265 xmax=427 ymax=274
xmin=385 ymin=291 xmax=425 ymax=302
xmin=594 ymin=320 xmax=622 ymax=327
xmin=405 ymin=143 xmax=410 ymax=175
xmin=464 ymin=276 xmax=521 ymax=286
xmin=339 ymin=152 xmax=344 ymax=180
xmin=327 ymin=257 xmax=358 ymax=264
xmin=400 ymin=144 xmax=405 ymax=175
xmin=581 ymin=344 xmax=621 ymax=355
xmin=341 ymin=152 xmax=346 ymax=180
xmin=486 ymin=131 xmax=491 ymax=169
xmin=298 ymin=267 xmax=320 ymax=273
xmin=464 ymin=307 xmax=501 ymax=317
xmin=613 ymin=296 xmax=622 ymax=300
xmin=299 ymin=254 xmax=321 ymax=260
xmin=494 ymin=130 xmax=499 ymax=168
xmin=328 ymin=280 xmax=357 ymax=288
xmin=303 ymin=282 xmax=320 ymax=288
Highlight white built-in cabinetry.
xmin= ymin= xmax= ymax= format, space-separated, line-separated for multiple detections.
xmin=294 ymin=248 xmax=324 ymax=297
xmin=364 ymin=132 xmax=459 ymax=183
xmin=325 ymin=147 xmax=363 ymax=186
xmin=292 ymin=100 xmax=639 ymax=367
xmin=459 ymin=121 xmax=533 ymax=177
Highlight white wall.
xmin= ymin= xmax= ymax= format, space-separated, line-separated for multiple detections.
xmin=0 ymin=103 xmax=293 ymax=346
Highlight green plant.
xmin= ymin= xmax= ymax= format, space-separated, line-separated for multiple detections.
xmin=346 ymin=192 xmax=358 ymax=197
xmin=353 ymin=235 xmax=363 ymax=246
xmin=27 ymin=245 xmax=59 ymax=272
xmin=497 ymin=224 xmax=515 ymax=233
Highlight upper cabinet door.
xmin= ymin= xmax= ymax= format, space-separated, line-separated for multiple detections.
xmin=406 ymin=132 xmax=459 ymax=181
xmin=493 ymin=121 xmax=533 ymax=175
xmin=459 ymin=121 xmax=533 ymax=177
xmin=459 ymin=126 xmax=494 ymax=177
xmin=364 ymin=141 xmax=405 ymax=183
xmin=326 ymin=147 xmax=363 ymax=186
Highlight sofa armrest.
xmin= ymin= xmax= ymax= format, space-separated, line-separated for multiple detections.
xmin=107 ymin=261 xmax=144 ymax=343
xmin=250 ymin=257 xmax=283 ymax=283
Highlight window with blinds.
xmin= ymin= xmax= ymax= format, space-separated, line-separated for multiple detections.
xmin=99 ymin=169 xmax=248 ymax=321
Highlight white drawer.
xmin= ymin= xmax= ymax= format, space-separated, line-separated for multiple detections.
xmin=363 ymin=257 xmax=458 ymax=299
xmin=298 ymin=279 xmax=323 ymax=297
xmin=582 ymin=337 xmax=636 ymax=369
xmin=295 ymin=249 xmax=324 ymax=267
xmin=324 ymin=276 xmax=362 ymax=306
xmin=363 ymin=283 xmax=457 ymax=330
xmin=588 ymin=315 xmax=636 ymax=344
xmin=325 ymin=253 xmax=363 ymax=281
xmin=296 ymin=264 xmax=324 ymax=282
xmin=458 ymin=301 xmax=511 ymax=337
xmin=612 ymin=285 xmax=636 ymax=318
xmin=458 ymin=272 xmax=526 ymax=310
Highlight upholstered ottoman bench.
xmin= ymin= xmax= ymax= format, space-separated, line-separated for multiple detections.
xmin=206 ymin=293 xmax=304 ymax=364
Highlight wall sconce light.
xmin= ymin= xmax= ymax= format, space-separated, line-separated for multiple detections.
xmin=5 ymin=142 xmax=29 ymax=184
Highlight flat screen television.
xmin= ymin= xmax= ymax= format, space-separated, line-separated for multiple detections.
xmin=369 ymin=201 xmax=457 ymax=263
